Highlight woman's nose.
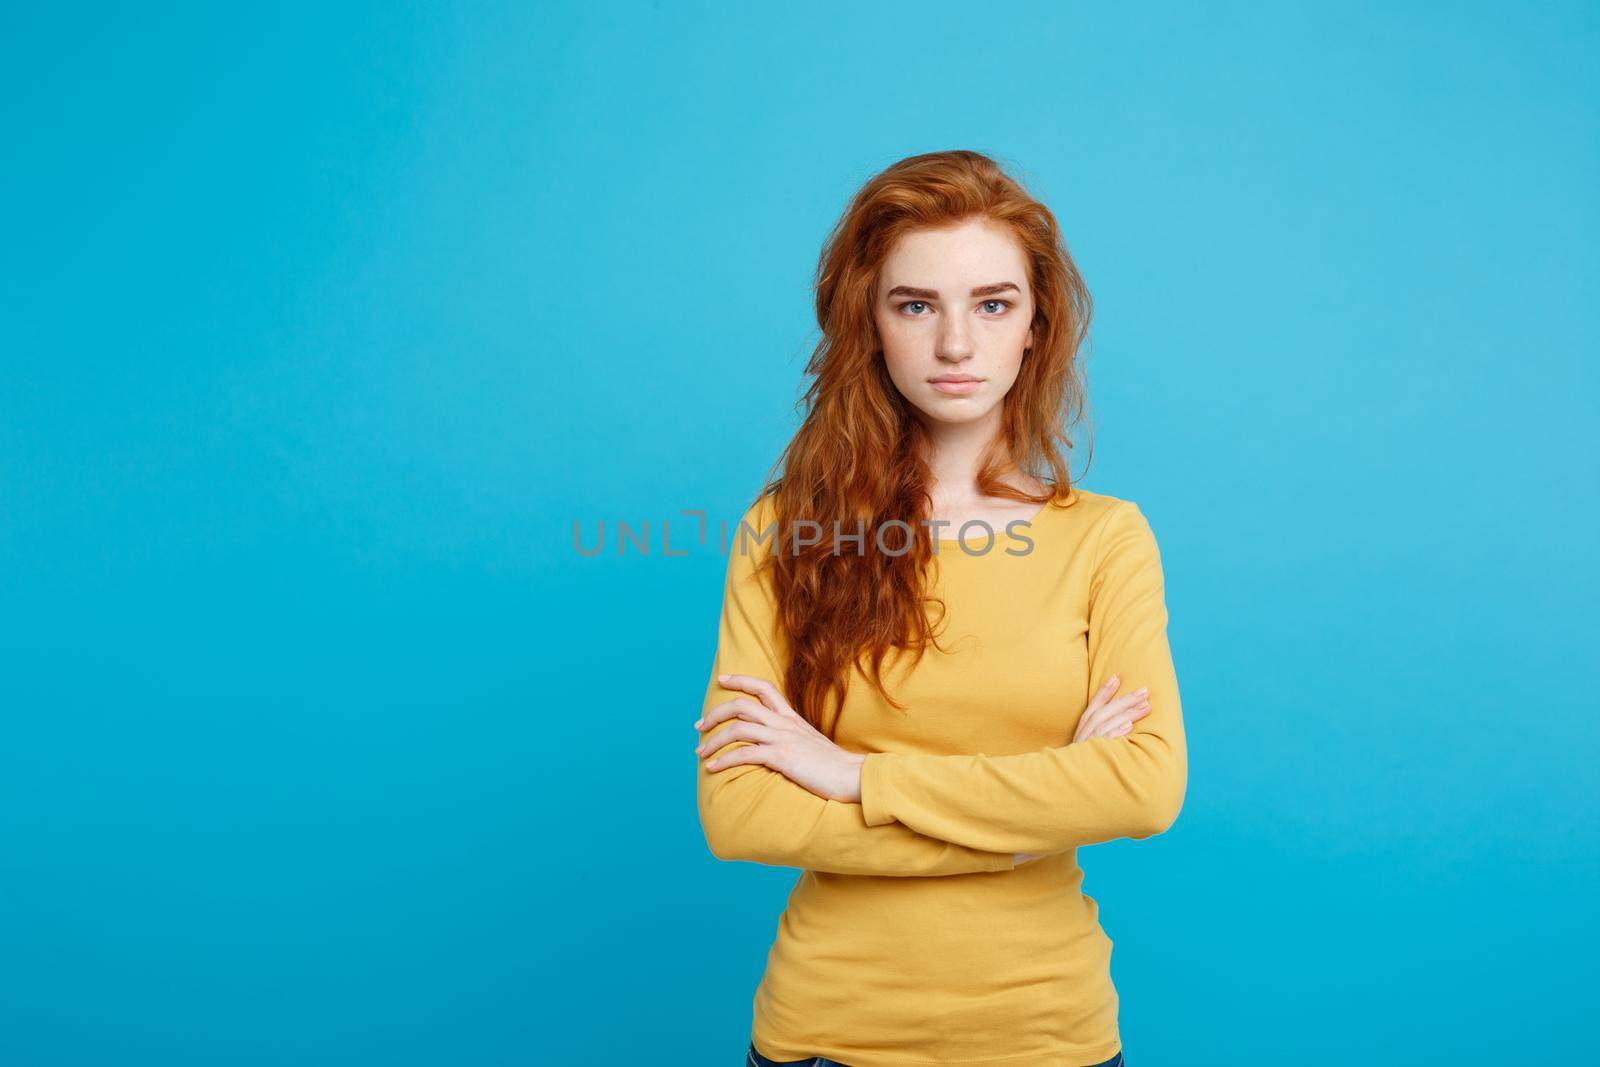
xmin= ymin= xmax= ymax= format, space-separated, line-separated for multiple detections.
xmin=936 ymin=322 xmax=973 ymax=360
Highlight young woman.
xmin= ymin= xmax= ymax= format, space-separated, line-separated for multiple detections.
xmin=693 ymin=150 xmax=1185 ymax=1067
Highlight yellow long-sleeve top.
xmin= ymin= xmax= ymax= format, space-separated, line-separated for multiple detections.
xmin=696 ymin=486 xmax=1187 ymax=1067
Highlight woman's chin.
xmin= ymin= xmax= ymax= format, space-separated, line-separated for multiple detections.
xmin=915 ymin=399 xmax=997 ymax=427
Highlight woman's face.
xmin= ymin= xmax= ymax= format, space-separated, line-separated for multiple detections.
xmin=872 ymin=216 xmax=1036 ymax=431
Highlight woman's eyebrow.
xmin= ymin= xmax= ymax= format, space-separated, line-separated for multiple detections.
xmin=885 ymin=282 xmax=1022 ymax=299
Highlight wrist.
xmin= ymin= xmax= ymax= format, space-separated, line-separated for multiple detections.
xmin=845 ymin=751 xmax=866 ymax=804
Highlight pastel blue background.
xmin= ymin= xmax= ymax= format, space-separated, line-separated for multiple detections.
xmin=2 ymin=2 xmax=1594 ymax=1064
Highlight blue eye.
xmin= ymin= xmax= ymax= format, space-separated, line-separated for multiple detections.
xmin=900 ymin=301 xmax=930 ymax=315
xmin=981 ymin=299 xmax=1011 ymax=314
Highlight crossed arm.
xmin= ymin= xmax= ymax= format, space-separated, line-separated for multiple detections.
xmin=693 ymin=497 xmax=1186 ymax=875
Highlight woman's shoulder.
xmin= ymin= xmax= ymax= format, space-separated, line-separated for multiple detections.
xmin=1053 ymin=486 xmax=1162 ymax=556
xmin=723 ymin=491 xmax=782 ymax=570
xmin=734 ymin=491 xmax=780 ymax=534
xmin=1056 ymin=484 xmax=1140 ymax=520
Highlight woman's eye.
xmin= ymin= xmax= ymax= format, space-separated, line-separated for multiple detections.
xmin=898 ymin=299 xmax=1010 ymax=315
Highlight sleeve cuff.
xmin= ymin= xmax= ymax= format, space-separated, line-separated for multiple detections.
xmin=860 ymin=752 xmax=897 ymax=827
xmin=985 ymin=849 xmax=1018 ymax=872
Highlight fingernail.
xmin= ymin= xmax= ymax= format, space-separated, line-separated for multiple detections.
xmin=1134 ymin=686 xmax=1148 ymax=696
xmin=717 ymin=673 xmax=730 ymax=682
xmin=1105 ymin=675 xmax=1118 ymax=688
xmin=693 ymin=720 xmax=702 ymax=730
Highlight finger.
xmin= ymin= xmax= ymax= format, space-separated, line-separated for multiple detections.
xmin=697 ymin=720 xmax=779 ymax=758
xmin=1081 ymin=710 xmax=1145 ymax=742
xmin=693 ymin=696 xmax=740 ymax=735
xmin=696 ymin=721 xmax=754 ymax=755
xmin=1101 ymin=704 xmax=1150 ymax=738
xmin=696 ymin=695 xmax=775 ymax=736
xmin=1099 ymin=699 xmax=1151 ymax=735
xmin=1113 ymin=686 xmax=1148 ymax=709
xmin=1109 ymin=695 xmax=1150 ymax=719
xmin=1083 ymin=674 xmax=1121 ymax=714
xmin=1079 ymin=686 xmax=1145 ymax=736
xmin=718 ymin=673 xmax=792 ymax=715
xmin=704 ymin=741 xmax=772 ymax=773
xmin=1096 ymin=687 xmax=1148 ymax=724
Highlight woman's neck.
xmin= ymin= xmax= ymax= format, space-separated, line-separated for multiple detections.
xmin=919 ymin=409 xmax=1042 ymax=504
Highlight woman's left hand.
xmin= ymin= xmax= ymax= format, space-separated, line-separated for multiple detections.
xmin=694 ymin=673 xmax=865 ymax=802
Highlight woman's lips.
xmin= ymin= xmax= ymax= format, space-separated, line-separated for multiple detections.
xmin=930 ymin=379 xmax=983 ymax=394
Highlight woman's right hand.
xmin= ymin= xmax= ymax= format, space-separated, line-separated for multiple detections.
xmin=1071 ymin=674 xmax=1150 ymax=743
xmin=1013 ymin=676 xmax=1153 ymax=866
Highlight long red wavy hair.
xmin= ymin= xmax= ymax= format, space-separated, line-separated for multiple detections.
xmin=749 ymin=150 xmax=1095 ymax=735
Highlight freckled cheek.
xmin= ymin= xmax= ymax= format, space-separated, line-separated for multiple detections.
xmin=878 ymin=336 xmax=926 ymax=375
